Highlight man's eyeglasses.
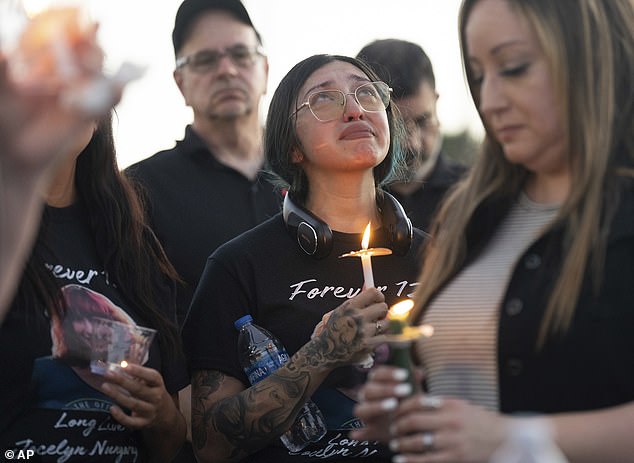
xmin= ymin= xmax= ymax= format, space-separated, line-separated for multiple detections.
xmin=407 ymin=113 xmax=439 ymax=132
xmin=175 ymin=45 xmax=264 ymax=73
xmin=293 ymin=81 xmax=392 ymax=122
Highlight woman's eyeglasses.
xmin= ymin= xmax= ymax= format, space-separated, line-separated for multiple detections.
xmin=292 ymin=81 xmax=392 ymax=122
xmin=175 ymin=45 xmax=264 ymax=73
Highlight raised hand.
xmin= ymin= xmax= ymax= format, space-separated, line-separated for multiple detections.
xmin=101 ymin=363 xmax=178 ymax=431
xmin=307 ymin=287 xmax=388 ymax=369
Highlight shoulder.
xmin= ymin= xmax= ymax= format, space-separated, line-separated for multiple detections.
xmin=125 ymin=147 xmax=181 ymax=179
xmin=435 ymin=155 xmax=468 ymax=180
xmin=210 ymin=215 xmax=288 ymax=261
xmin=125 ymin=127 xmax=206 ymax=178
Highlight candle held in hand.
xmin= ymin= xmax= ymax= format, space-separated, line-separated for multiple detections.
xmin=388 ymin=299 xmax=413 ymax=334
xmin=387 ymin=300 xmax=418 ymax=395
xmin=360 ymin=223 xmax=374 ymax=288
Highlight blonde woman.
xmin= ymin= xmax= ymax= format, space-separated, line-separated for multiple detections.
xmin=353 ymin=0 xmax=634 ymax=462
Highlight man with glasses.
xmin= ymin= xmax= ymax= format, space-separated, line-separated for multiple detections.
xmin=126 ymin=0 xmax=280 ymax=327
xmin=126 ymin=4 xmax=279 ymax=460
xmin=357 ymin=39 xmax=468 ymax=232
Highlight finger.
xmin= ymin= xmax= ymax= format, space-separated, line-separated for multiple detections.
xmin=104 ymin=363 xmax=163 ymax=393
xmin=390 ymin=404 xmax=446 ymax=438
xmin=102 ymin=382 xmax=154 ymax=415
xmin=102 ymin=368 xmax=158 ymax=404
xmin=117 ymin=363 xmax=164 ymax=387
xmin=355 ymin=384 xmax=414 ymax=422
xmin=109 ymin=404 xmax=152 ymax=430
xmin=354 ymin=395 xmax=399 ymax=423
xmin=349 ymin=423 xmax=392 ymax=443
xmin=397 ymin=394 xmax=445 ymax=417
xmin=352 ymin=287 xmax=386 ymax=307
xmin=361 ymin=367 xmax=412 ymax=401
xmin=327 ymin=300 xmax=387 ymax=337
xmin=390 ymin=432 xmax=452 ymax=463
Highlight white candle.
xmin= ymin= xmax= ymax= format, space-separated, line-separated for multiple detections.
xmin=361 ymin=253 xmax=374 ymax=289
xmin=361 ymin=223 xmax=374 ymax=289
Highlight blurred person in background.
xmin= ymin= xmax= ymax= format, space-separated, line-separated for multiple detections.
xmin=358 ymin=39 xmax=467 ymax=232
xmin=126 ymin=0 xmax=280 ymax=327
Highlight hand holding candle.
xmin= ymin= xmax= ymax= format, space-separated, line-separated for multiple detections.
xmin=340 ymin=222 xmax=391 ymax=289
xmin=4 ymin=4 xmax=144 ymax=115
xmin=385 ymin=300 xmax=434 ymax=396
xmin=89 ymin=317 xmax=156 ymax=375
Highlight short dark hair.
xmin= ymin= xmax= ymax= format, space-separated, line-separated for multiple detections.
xmin=357 ymin=39 xmax=435 ymax=99
xmin=265 ymin=54 xmax=406 ymax=204
xmin=172 ymin=0 xmax=261 ymax=56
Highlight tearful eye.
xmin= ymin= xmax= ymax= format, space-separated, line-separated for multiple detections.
xmin=311 ymin=91 xmax=341 ymax=105
xmin=357 ymin=87 xmax=377 ymax=98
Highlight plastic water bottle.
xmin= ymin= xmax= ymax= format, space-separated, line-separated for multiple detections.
xmin=490 ymin=419 xmax=569 ymax=463
xmin=234 ymin=315 xmax=327 ymax=452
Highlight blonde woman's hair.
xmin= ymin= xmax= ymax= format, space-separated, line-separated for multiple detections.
xmin=411 ymin=0 xmax=634 ymax=348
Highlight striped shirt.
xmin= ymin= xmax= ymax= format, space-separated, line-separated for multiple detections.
xmin=417 ymin=192 xmax=559 ymax=410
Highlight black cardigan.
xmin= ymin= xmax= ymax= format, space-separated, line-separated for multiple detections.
xmin=424 ymin=179 xmax=634 ymax=414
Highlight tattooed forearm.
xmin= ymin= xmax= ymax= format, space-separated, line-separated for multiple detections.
xmin=192 ymin=371 xmax=225 ymax=451
xmin=194 ymin=370 xmax=226 ymax=397
xmin=191 ymin=368 xmax=314 ymax=460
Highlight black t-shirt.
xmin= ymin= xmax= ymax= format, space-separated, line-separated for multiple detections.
xmin=182 ymin=214 xmax=424 ymax=462
xmin=0 ymin=202 xmax=188 ymax=462
xmin=388 ymin=155 xmax=467 ymax=233
xmin=125 ymin=126 xmax=282 ymax=324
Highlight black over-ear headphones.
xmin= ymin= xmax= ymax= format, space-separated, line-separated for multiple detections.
xmin=283 ymin=191 xmax=413 ymax=259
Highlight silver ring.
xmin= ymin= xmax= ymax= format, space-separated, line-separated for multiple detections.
xmin=375 ymin=320 xmax=382 ymax=335
xmin=422 ymin=431 xmax=435 ymax=451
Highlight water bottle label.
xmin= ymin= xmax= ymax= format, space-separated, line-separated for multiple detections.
xmin=278 ymin=351 xmax=290 ymax=364
xmin=245 ymin=350 xmax=290 ymax=384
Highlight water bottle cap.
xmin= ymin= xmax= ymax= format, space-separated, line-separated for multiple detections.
xmin=234 ymin=314 xmax=253 ymax=330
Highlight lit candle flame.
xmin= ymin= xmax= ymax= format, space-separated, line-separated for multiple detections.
xmin=385 ymin=299 xmax=427 ymax=396
xmin=388 ymin=299 xmax=415 ymax=321
xmin=340 ymin=221 xmax=391 ymax=290
xmin=387 ymin=300 xmax=434 ymax=340
xmin=120 ymin=360 xmax=128 ymax=368
xmin=361 ymin=222 xmax=371 ymax=250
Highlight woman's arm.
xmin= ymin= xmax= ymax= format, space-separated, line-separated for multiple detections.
xmin=552 ymin=402 xmax=634 ymax=463
xmin=191 ymin=288 xmax=388 ymax=463
xmin=355 ymin=369 xmax=634 ymax=463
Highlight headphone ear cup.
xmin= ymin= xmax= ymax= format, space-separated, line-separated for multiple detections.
xmin=283 ymin=195 xmax=333 ymax=259
xmin=380 ymin=192 xmax=413 ymax=256
xmin=296 ymin=221 xmax=318 ymax=256
xmin=283 ymin=192 xmax=411 ymax=258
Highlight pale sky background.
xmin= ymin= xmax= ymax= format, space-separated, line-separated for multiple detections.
xmin=20 ymin=0 xmax=484 ymax=168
